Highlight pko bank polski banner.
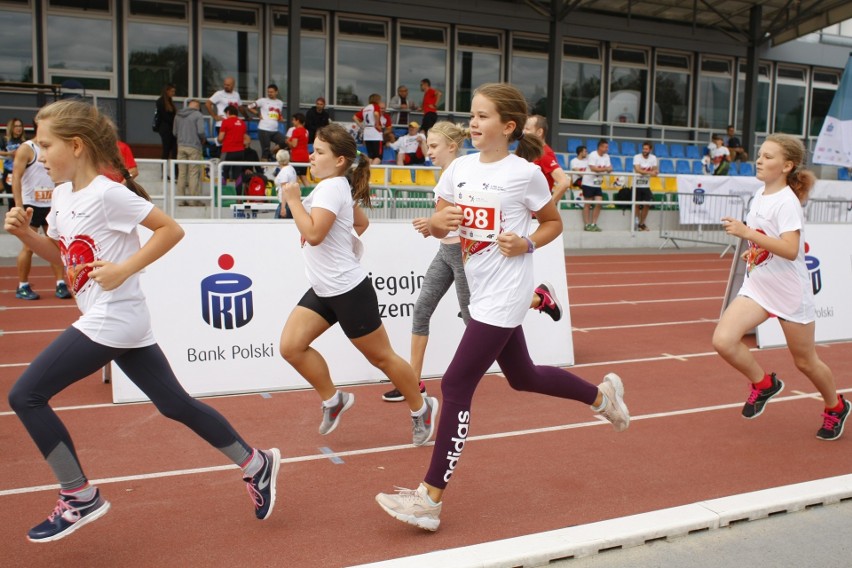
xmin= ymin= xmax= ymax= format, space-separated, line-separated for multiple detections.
xmin=755 ymin=224 xmax=852 ymax=348
xmin=111 ymin=221 xmax=574 ymax=403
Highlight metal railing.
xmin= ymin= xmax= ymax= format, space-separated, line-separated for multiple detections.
xmin=804 ymin=198 xmax=852 ymax=223
xmin=658 ymin=192 xmax=748 ymax=255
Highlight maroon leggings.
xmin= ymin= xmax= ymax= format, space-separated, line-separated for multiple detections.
xmin=424 ymin=319 xmax=598 ymax=489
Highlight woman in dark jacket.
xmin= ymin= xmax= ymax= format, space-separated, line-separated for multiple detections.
xmin=155 ymin=83 xmax=178 ymax=161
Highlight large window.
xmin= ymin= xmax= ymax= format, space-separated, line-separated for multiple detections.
xmin=46 ymin=0 xmax=114 ymax=93
xmin=270 ymin=11 xmax=327 ymax=105
xmin=653 ymin=51 xmax=691 ymax=126
xmin=735 ymin=62 xmax=771 ymax=134
xmin=127 ymin=0 xmax=189 ymax=97
xmin=335 ymin=16 xmax=388 ymax=107
xmin=696 ymin=57 xmax=733 ymax=130
xmin=0 ymin=3 xmax=33 ymax=82
xmin=510 ymin=34 xmax=548 ymax=116
xmin=809 ymin=68 xmax=840 ymax=137
xmin=561 ymin=42 xmax=602 ymax=121
xmin=774 ymin=65 xmax=808 ymax=136
xmin=609 ymin=46 xmax=649 ymax=124
xmin=398 ymin=23 xmax=447 ymax=110
xmin=455 ymin=29 xmax=502 ymax=113
xmin=201 ymin=4 xmax=260 ymax=101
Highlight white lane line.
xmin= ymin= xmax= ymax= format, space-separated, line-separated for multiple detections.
xmin=662 ymin=352 xmax=690 ymax=361
xmin=792 ymin=390 xmax=823 ymax=400
xmin=0 ymin=304 xmax=77 ymax=311
xmin=0 ymin=329 xmax=65 ymax=336
xmin=0 ymin=363 xmax=29 ymax=369
xmin=576 ymin=318 xmax=716 ymax=332
xmin=570 ymin=280 xmax=726 ymax=289
xmin=4 ymin=388 xmax=849 ymax=498
xmin=571 ymin=296 xmax=722 ymax=307
xmin=569 ymin=268 xmax=730 ymax=276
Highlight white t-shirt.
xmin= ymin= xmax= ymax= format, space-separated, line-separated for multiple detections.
xmin=274 ymin=165 xmax=297 ymax=198
xmin=390 ymin=133 xmax=425 ymax=154
xmin=434 ymin=153 xmax=550 ymax=328
xmin=300 ymin=176 xmax=367 ymax=296
xmin=582 ymin=151 xmax=611 ymax=187
xmin=47 ymin=176 xmax=156 ymax=348
xmin=251 ymin=97 xmax=284 ymax=132
xmin=632 ymin=153 xmax=658 ymax=188
xmin=711 ymin=145 xmax=730 ymax=163
xmin=358 ymin=104 xmax=383 ymax=142
xmin=738 ymin=185 xmax=813 ymax=323
xmin=209 ymin=89 xmax=242 ymax=126
xmin=21 ymin=141 xmax=54 ymax=207
xmin=569 ymin=156 xmax=588 ymax=186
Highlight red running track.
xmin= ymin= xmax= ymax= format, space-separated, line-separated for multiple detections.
xmin=1 ymin=252 xmax=850 ymax=567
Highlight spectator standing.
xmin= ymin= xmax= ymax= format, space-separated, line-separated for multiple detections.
xmin=569 ymin=145 xmax=589 ymax=201
xmin=154 ymin=83 xmax=177 ymax=162
xmin=273 ymin=149 xmax=297 ymax=219
xmin=206 ymin=76 xmax=242 ymax=131
xmin=1 ymin=118 xmax=27 ymax=211
xmin=247 ymin=84 xmax=287 ymax=161
xmin=353 ymin=93 xmax=384 ymax=165
xmin=581 ymin=139 xmax=612 ymax=232
xmin=389 ymin=85 xmax=418 ymax=126
xmin=726 ymin=124 xmax=748 ymax=162
xmin=173 ymin=99 xmax=207 ymax=204
xmin=218 ymin=106 xmax=247 ymax=183
xmin=389 ymin=122 xmax=427 ymax=166
xmin=11 ymin=136 xmax=69 ymax=300
xmin=522 ymin=115 xmax=571 ymax=205
xmin=287 ymin=112 xmax=310 ymax=186
xmin=632 ymin=141 xmax=658 ymax=231
xmin=305 ymin=97 xmax=330 ymax=144
xmin=419 ymin=79 xmax=442 ymax=135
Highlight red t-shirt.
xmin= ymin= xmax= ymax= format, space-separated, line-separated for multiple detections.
xmin=289 ymin=126 xmax=310 ymax=163
xmin=534 ymin=144 xmax=560 ymax=191
xmin=220 ymin=116 xmax=246 ymax=153
xmin=102 ymin=141 xmax=137 ymax=183
xmin=422 ymin=88 xmax=438 ymax=113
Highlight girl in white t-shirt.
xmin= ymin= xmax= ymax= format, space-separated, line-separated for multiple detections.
xmin=716 ymin=133 xmax=847 ymax=440
xmin=279 ymin=123 xmax=439 ymax=446
xmin=4 ymin=100 xmax=280 ymax=543
xmin=375 ymin=83 xmax=630 ymax=532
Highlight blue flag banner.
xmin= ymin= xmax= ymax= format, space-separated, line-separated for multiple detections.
xmin=814 ymin=54 xmax=852 ymax=168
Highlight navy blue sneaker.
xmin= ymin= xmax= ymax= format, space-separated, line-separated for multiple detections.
xmin=28 ymin=489 xmax=111 ymax=543
xmin=244 ymin=448 xmax=281 ymax=520
xmin=55 ymin=282 xmax=72 ymax=299
xmin=16 ymin=284 xmax=40 ymax=300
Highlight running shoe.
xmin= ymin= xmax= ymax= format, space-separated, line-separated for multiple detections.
xmin=590 ymin=224 xmax=602 ymax=232
xmin=375 ymin=484 xmax=442 ymax=531
xmin=817 ymin=396 xmax=850 ymax=441
xmin=412 ymin=396 xmax=439 ymax=446
xmin=742 ymin=373 xmax=784 ymax=419
xmin=27 ymin=489 xmax=111 ymax=543
xmin=16 ymin=284 xmax=40 ymax=300
xmin=319 ymin=391 xmax=354 ymax=435
xmin=244 ymin=448 xmax=281 ymax=520
xmin=533 ymin=281 xmax=563 ymax=322
xmin=583 ymin=224 xmax=592 ymax=232
xmin=382 ymin=381 xmax=426 ymax=402
xmin=595 ymin=373 xmax=630 ymax=432
xmin=55 ymin=282 xmax=72 ymax=299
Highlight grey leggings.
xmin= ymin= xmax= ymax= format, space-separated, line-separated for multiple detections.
xmin=412 ymin=242 xmax=470 ymax=335
xmin=8 ymin=326 xmax=253 ymax=490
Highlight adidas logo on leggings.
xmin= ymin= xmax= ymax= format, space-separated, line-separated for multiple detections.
xmin=443 ymin=411 xmax=470 ymax=482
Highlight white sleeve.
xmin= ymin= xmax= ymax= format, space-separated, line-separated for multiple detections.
xmin=433 ymin=159 xmax=457 ymax=204
xmin=103 ymin=184 xmax=155 ymax=234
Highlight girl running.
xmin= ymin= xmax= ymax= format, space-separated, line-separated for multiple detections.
xmin=715 ymin=133 xmax=848 ymax=440
xmin=375 ymin=83 xmax=630 ymax=531
xmin=4 ymin=100 xmax=280 ymax=543
xmin=278 ymin=123 xmax=439 ymax=446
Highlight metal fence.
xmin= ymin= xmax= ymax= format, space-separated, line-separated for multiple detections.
xmin=804 ymin=198 xmax=852 ymax=223
xmin=659 ymin=192 xmax=748 ymax=255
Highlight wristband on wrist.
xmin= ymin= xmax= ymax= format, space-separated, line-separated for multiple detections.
xmin=523 ymin=236 xmax=536 ymax=254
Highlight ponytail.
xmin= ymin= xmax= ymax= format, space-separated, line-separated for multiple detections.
xmin=348 ymin=152 xmax=372 ymax=208
xmin=514 ymin=132 xmax=544 ymax=162
xmin=788 ymin=169 xmax=816 ymax=204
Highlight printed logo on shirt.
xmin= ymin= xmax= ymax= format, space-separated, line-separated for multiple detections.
xmin=60 ymin=234 xmax=99 ymax=295
xmin=200 ymin=254 xmax=254 ymax=330
xmin=804 ymin=242 xmax=822 ymax=295
xmin=746 ymin=229 xmax=772 ymax=275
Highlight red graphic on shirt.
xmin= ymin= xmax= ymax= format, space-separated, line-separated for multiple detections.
xmin=746 ymin=228 xmax=771 ymax=275
xmin=60 ymin=235 xmax=99 ymax=294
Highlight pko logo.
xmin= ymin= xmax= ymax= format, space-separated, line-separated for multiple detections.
xmin=200 ymin=254 xmax=254 ymax=329
xmin=804 ymin=242 xmax=822 ymax=295
xmin=692 ymin=185 xmax=705 ymax=205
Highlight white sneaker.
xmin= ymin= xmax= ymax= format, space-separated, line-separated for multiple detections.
xmin=319 ymin=391 xmax=354 ymax=435
xmin=595 ymin=373 xmax=630 ymax=432
xmin=411 ymin=396 xmax=439 ymax=447
xmin=375 ymin=484 xmax=441 ymax=531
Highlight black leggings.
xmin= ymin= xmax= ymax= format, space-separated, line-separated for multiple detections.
xmin=8 ymin=327 xmax=252 ymax=489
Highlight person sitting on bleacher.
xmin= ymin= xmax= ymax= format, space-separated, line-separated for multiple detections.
xmin=702 ymin=134 xmax=730 ymax=176
xmin=389 ymin=122 xmax=427 ymax=166
xmin=726 ymin=124 xmax=749 ymax=162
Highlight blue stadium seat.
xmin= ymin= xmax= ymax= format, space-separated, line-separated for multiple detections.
xmin=610 ymin=156 xmax=625 ymax=172
xmin=737 ymin=162 xmax=755 ymax=177
xmin=586 ymin=138 xmax=600 ymax=150
xmin=654 ymin=143 xmax=669 ymax=158
xmin=686 ymin=145 xmax=701 ymax=160
xmin=382 ymin=145 xmax=396 ymax=163
xmin=838 ymin=167 xmax=850 ymax=181
xmin=567 ymin=138 xmax=583 ymax=153
xmin=692 ymin=160 xmax=705 ymax=175
xmin=728 ymin=161 xmax=739 ymax=175
xmin=658 ymin=159 xmax=675 ymax=174
xmin=669 ymin=144 xmax=685 ymax=159
xmin=555 ymin=152 xmax=568 ymax=169
xmin=608 ymin=140 xmax=620 ymax=156
xmin=621 ymin=141 xmax=637 ymax=156
xmin=675 ymin=160 xmax=692 ymax=175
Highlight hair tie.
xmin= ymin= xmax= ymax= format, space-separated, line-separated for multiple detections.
xmin=517 ymin=132 xmax=525 ymax=141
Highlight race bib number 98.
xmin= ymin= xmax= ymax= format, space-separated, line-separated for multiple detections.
xmin=457 ymin=188 xmax=500 ymax=242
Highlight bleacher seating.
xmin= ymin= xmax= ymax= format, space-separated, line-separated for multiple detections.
xmin=381 ymin=146 xmax=396 ymax=163
xmin=654 ymin=143 xmax=669 ymax=158
xmin=728 ymin=161 xmax=739 ymax=176
xmin=610 ymin=156 xmax=625 ymax=172
xmin=686 ymin=145 xmax=701 ymax=160
xmin=621 ymin=141 xmax=637 ymax=156
xmin=414 ymin=169 xmax=438 ymax=186
xmin=675 ymin=160 xmax=692 ymax=175
xmin=658 ymin=159 xmax=675 ymax=175
xmin=390 ymin=168 xmax=414 ymax=186
xmin=839 ymin=168 xmax=851 ymax=181
xmin=669 ymin=144 xmax=685 ymax=159
xmin=567 ymin=138 xmax=583 ymax=153
xmin=555 ymin=152 xmax=568 ymax=169
xmin=608 ymin=140 xmax=620 ymax=156
xmin=692 ymin=160 xmax=705 ymax=175
xmin=586 ymin=138 xmax=599 ymax=150
xmin=736 ymin=162 xmax=755 ymax=177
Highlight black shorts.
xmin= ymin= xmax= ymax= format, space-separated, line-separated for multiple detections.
xmin=297 ymin=277 xmax=382 ymax=339
xmin=581 ymin=185 xmax=603 ymax=199
xmin=365 ymin=141 xmax=382 ymax=160
xmin=26 ymin=205 xmax=50 ymax=228
xmin=402 ymin=153 xmax=425 ymax=165
xmin=294 ymin=165 xmax=307 ymax=176
xmin=634 ymin=186 xmax=653 ymax=203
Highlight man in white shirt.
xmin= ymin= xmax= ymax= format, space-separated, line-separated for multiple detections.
xmin=247 ymin=84 xmax=288 ymax=160
xmin=632 ymin=141 xmax=658 ymax=231
xmin=205 ymin=76 xmax=243 ymax=130
xmin=390 ymin=122 xmax=428 ymax=165
xmin=580 ymin=140 xmax=612 ymax=232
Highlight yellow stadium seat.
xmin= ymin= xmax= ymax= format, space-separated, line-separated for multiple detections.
xmin=370 ymin=167 xmax=388 ymax=186
xmin=649 ymin=176 xmax=664 ymax=192
xmin=414 ymin=168 xmax=438 ymax=187
xmin=390 ymin=168 xmax=414 ymax=186
xmin=306 ymin=167 xmax=321 ymax=184
xmin=664 ymin=177 xmax=679 ymax=192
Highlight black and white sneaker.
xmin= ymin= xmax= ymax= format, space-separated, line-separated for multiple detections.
xmin=742 ymin=373 xmax=784 ymax=419
xmin=382 ymin=381 xmax=426 ymax=402
xmin=817 ymin=396 xmax=850 ymax=441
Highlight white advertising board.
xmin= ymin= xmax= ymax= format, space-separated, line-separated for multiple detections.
xmin=756 ymin=224 xmax=852 ymax=348
xmin=112 ymin=221 xmax=574 ymax=402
